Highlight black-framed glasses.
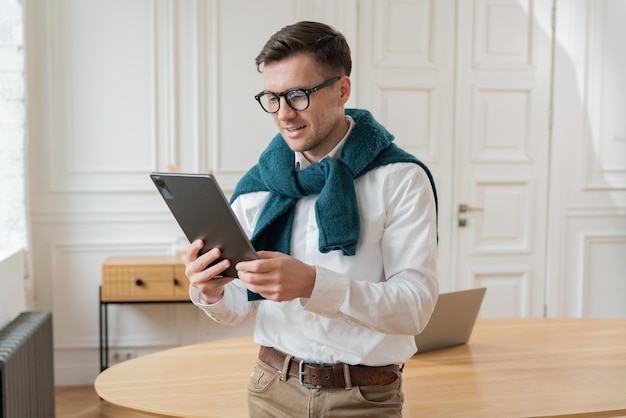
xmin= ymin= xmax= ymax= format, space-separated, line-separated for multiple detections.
xmin=254 ymin=76 xmax=342 ymax=114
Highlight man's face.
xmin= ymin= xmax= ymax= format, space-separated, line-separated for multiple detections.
xmin=261 ymin=53 xmax=351 ymax=162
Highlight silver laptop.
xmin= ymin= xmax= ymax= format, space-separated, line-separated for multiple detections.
xmin=414 ymin=287 xmax=487 ymax=353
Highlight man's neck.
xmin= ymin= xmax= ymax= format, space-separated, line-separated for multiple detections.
xmin=297 ymin=116 xmax=354 ymax=170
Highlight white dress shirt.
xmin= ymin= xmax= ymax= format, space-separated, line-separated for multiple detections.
xmin=190 ymin=117 xmax=438 ymax=366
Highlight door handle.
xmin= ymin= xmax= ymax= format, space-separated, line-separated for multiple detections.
xmin=458 ymin=203 xmax=484 ymax=213
xmin=458 ymin=203 xmax=483 ymax=227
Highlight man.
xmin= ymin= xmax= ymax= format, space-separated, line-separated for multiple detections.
xmin=185 ymin=21 xmax=438 ymax=417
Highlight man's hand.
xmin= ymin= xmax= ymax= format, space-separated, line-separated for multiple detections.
xmin=235 ymin=251 xmax=316 ymax=301
xmin=184 ymin=239 xmax=235 ymax=304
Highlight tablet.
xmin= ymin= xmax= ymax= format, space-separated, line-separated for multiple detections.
xmin=150 ymin=172 xmax=258 ymax=278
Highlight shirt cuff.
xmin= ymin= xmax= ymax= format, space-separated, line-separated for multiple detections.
xmin=188 ymin=285 xmax=231 ymax=322
xmin=189 ymin=285 xmax=214 ymax=306
xmin=303 ymin=265 xmax=349 ymax=316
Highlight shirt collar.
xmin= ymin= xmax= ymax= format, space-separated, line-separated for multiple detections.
xmin=295 ymin=115 xmax=355 ymax=172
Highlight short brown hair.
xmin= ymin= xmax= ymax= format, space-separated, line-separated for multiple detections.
xmin=255 ymin=21 xmax=352 ymax=77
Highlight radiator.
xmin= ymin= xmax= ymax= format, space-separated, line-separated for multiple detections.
xmin=0 ymin=311 xmax=55 ymax=418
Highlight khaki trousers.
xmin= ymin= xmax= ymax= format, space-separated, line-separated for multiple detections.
xmin=248 ymin=359 xmax=404 ymax=418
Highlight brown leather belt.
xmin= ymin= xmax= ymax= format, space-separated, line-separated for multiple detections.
xmin=258 ymin=346 xmax=399 ymax=389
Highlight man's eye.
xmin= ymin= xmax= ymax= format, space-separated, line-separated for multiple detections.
xmin=287 ymin=90 xmax=307 ymax=100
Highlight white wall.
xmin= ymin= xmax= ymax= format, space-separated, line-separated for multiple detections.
xmin=0 ymin=249 xmax=26 ymax=329
xmin=22 ymin=0 xmax=626 ymax=386
xmin=547 ymin=0 xmax=626 ymax=318
xmin=25 ymin=0 xmax=358 ymax=387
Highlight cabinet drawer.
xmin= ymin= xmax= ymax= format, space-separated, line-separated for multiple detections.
xmin=101 ymin=257 xmax=189 ymax=302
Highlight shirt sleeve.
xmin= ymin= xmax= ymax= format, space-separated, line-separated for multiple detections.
xmin=189 ymin=279 xmax=258 ymax=325
xmin=303 ymin=164 xmax=439 ymax=336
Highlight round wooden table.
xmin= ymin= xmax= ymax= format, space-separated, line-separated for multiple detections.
xmin=95 ymin=318 xmax=626 ymax=417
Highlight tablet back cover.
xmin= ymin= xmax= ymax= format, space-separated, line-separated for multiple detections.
xmin=150 ymin=172 xmax=257 ymax=278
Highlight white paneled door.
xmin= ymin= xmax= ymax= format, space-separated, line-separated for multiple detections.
xmin=358 ymin=0 xmax=553 ymax=317
xmin=454 ymin=0 xmax=553 ymax=317
xmin=357 ymin=0 xmax=457 ymax=291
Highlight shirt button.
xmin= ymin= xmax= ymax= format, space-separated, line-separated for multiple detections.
xmin=305 ymin=313 xmax=315 ymax=320
xmin=308 ymin=225 xmax=317 ymax=231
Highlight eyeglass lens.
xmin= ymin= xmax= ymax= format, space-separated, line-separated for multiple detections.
xmin=255 ymin=76 xmax=341 ymax=114
xmin=258 ymin=90 xmax=309 ymax=113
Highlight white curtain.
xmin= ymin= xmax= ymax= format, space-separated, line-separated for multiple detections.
xmin=0 ymin=0 xmax=32 ymax=312
xmin=0 ymin=0 xmax=26 ymax=248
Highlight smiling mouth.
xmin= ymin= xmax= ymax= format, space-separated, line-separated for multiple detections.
xmin=285 ymin=125 xmax=306 ymax=132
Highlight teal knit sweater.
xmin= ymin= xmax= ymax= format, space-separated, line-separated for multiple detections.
xmin=232 ymin=108 xmax=437 ymax=301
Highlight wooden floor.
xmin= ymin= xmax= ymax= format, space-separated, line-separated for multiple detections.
xmin=55 ymin=386 xmax=156 ymax=418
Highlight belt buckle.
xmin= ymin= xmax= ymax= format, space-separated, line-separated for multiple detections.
xmin=298 ymin=359 xmax=323 ymax=389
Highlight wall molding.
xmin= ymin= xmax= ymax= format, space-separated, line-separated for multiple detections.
xmin=50 ymin=240 xmax=180 ymax=349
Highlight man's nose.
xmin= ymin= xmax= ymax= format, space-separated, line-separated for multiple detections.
xmin=276 ymin=97 xmax=297 ymax=119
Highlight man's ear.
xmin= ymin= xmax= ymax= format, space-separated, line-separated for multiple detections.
xmin=338 ymin=76 xmax=351 ymax=106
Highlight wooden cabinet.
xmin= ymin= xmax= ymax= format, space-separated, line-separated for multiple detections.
xmin=99 ymin=256 xmax=190 ymax=370
xmin=101 ymin=256 xmax=189 ymax=302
